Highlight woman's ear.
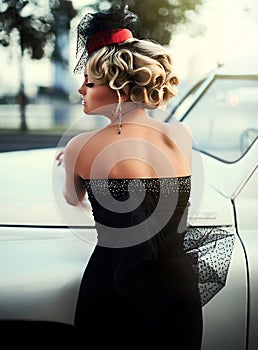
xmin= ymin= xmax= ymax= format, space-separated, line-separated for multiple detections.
xmin=116 ymin=90 xmax=129 ymax=103
xmin=121 ymin=91 xmax=129 ymax=102
xmin=121 ymin=92 xmax=129 ymax=102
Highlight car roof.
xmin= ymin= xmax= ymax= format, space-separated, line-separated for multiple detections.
xmin=215 ymin=56 xmax=258 ymax=76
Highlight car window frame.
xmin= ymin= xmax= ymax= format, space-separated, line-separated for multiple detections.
xmin=168 ymin=74 xmax=258 ymax=164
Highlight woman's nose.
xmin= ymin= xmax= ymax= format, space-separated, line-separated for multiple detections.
xmin=78 ymin=85 xmax=84 ymax=95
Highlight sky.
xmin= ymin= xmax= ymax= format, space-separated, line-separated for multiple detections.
xmin=0 ymin=0 xmax=257 ymax=96
xmin=170 ymin=0 xmax=258 ymax=83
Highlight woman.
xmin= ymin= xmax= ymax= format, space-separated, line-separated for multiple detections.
xmin=61 ymin=6 xmax=202 ymax=348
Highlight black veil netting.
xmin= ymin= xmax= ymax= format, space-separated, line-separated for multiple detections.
xmin=74 ymin=5 xmax=139 ymax=74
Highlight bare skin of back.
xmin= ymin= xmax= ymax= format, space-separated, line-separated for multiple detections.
xmin=62 ymin=108 xmax=192 ymax=206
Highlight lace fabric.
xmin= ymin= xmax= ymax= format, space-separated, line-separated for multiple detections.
xmin=184 ymin=226 xmax=235 ymax=306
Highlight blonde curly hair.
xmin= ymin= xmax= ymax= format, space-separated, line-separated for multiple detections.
xmin=86 ymin=38 xmax=179 ymax=109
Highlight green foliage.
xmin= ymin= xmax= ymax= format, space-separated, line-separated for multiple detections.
xmin=93 ymin=0 xmax=204 ymax=45
xmin=0 ymin=0 xmax=77 ymax=131
xmin=50 ymin=0 xmax=77 ymax=64
xmin=0 ymin=0 xmax=77 ymax=62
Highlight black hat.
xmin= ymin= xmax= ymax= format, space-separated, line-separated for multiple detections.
xmin=74 ymin=5 xmax=139 ymax=73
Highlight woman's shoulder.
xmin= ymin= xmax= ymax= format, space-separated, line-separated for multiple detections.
xmin=148 ymin=116 xmax=192 ymax=138
xmin=160 ymin=118 xmax=191 ymax=132
xmin=65 ymin=130 xmax=97 ymax=151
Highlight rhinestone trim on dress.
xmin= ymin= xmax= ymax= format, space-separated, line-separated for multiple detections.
xmin=83 ymin=177 xmax=191 ymax=198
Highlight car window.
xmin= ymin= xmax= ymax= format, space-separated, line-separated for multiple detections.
xmin=182 ymin=77 xmax=258 ymax=162
xmin=169 ymin=79 xmax=206 ymax=119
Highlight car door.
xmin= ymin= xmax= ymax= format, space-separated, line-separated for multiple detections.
xmin=233 ymin=140 xmax=258 ymax=350
xmin=190 ymin=152 xmax=248 ymax=350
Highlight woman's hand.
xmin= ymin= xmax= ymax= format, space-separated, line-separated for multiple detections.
xmin=56 ymin=150 xmax=64 ymax=167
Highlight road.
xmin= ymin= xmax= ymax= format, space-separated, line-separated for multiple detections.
xmin=0 ymin=131 xmax=74 ymax=152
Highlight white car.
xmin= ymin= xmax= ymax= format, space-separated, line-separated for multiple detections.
xmin=165 ymin=56 xmax=258 ymax=350
xmin=0 ymin=57 xmax=257 ymax=349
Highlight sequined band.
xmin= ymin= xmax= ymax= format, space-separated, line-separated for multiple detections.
xmin=87 ymin=28 xmax=133 ymax=55
xmin=83 ymin=177 xmax=191 ymax=198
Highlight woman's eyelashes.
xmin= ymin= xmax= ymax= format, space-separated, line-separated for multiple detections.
xmin=85 ymin=82 xmax=94 ymax=88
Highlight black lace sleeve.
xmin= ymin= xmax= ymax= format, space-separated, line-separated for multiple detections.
xmin=183 ymin=226 xmax=236 ymax=307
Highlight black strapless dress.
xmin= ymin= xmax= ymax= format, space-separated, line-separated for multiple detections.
xmin=74 ymin=177 xmax=203 ymax=348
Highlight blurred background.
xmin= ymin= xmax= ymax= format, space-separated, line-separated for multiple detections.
xmin=0 ymin=0 xmax=257 ymax=134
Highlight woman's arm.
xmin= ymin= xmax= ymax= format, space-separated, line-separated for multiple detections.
xmin=63 ymin=137 xmax=86 ymax=206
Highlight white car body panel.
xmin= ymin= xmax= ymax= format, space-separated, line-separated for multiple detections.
xmin=0 ymin=149 xmax=94 ymax=226
xmin=235 ymin=166 xmax=258 ymax=350
xmin=238 ymin=229 xmax=258 ymax=350
xmin=201 ymin=234 xmax=247 ymax=350
xmin=0 ymin=227 xmax=96 ymax=324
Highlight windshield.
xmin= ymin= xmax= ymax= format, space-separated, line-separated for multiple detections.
xmin=181 ymin=77 xmax=258 ymax=162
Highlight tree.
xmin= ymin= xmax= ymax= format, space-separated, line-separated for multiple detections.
xmin=0 ymin=0 xmax=77 ymax=131
xmin=92 ymin=0 xmax=205 ymax=45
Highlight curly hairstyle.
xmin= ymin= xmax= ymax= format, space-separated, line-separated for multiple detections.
xmin=86 ymin=39 xmax=179 ymax=109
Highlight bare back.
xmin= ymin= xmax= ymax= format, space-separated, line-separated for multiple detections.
xmin=74 ymin=115 xmax=192 ymax=180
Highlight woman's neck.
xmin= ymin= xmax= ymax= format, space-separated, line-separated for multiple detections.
xmin=109 ymin=103 xmax=148 ymax=125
